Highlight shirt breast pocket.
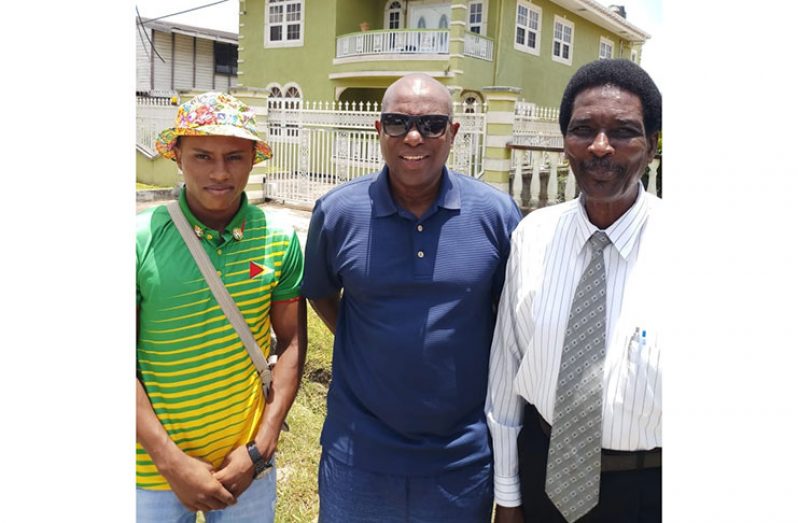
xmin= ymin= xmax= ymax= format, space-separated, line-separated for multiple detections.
xmin=619 ymin=325 xmax=661 ymax=419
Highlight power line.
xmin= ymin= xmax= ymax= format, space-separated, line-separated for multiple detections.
xmin=136 ymin=0 xmax=231 ymax=25
xmin=136 ymin=7 xmax=165 ymax=63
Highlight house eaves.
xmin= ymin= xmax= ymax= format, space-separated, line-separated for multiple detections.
xmin=550 ymin=0 xmax=650 ymax=42
xmin=138 ymin=17 xmax=238 ymax=45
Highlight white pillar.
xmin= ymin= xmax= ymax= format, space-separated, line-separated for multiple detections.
xmin=565 ymin=165 xmax=577 ymax=201
xmin=530 ymin=151 xmax=543 ymax=208
xmin=546 ymin=152 xmax=561 ymax=204
xmin=512 ymin=150 xmax=523 ymax=201
xmin=646 ymin=158 xmax=660 ymax=195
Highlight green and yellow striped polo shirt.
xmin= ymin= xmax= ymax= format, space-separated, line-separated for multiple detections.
xmin=135 ymin=190 xmax=303 ymax=490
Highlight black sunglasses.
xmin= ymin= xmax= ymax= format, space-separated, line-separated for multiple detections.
xmin=379 ymin=113 xmax=451 ymax=138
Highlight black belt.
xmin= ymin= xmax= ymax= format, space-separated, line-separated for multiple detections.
xmin=537 ymin=412 xmax=661 ymax=472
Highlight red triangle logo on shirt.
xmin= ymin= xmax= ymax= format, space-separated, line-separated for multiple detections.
xmin=249 ymin=261 xmax=265 ymax=279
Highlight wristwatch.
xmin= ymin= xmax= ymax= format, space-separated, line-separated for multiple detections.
xmin=246 ymin=440 xmax=273 ymax=479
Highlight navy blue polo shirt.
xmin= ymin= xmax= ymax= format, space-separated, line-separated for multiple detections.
xmin=302 ymin=166 xmax=521 ymax=475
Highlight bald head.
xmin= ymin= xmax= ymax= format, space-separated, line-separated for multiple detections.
xmin=382 ymin=74 xmax=453 ymax=116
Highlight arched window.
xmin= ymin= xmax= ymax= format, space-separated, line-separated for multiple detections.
xmin=385 ymin=1 xmax=404 ymax=30
xmin=461 ymin=93 xmax=483 ymax=114
xmin=268 ymin=86 xmax=283 ymax=98
xmin=283 ymin=84 xmax=302 ymax=109
xmin=463 ymin=96 xmax=477 ymax=113
xmin=438 ymin=14 xmax=448 ymax=29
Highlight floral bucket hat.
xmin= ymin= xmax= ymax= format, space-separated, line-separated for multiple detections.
xmin=155 ymin=92 xmax=272 ymax=164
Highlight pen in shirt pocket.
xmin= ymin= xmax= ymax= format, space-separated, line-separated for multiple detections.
xmin=627 ymin=327 xmax=641 ymax=360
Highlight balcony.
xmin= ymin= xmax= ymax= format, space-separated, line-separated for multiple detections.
xmin=330 ymin=28 xmax=493 ymax=86
xmin=464 ymin=32 xmax=493 ymax=61
xmin=335 ymin=29 xmax=450 ymax=60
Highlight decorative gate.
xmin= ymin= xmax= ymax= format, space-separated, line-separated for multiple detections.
xmin=258 ymin=99 xmax=485 ymax=208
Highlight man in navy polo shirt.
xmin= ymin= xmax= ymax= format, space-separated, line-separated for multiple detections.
xmin=302 ymin=73 xmax=522 ymax=522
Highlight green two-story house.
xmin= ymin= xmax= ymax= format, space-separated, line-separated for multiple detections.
xmin=237 ymin=0 xmax=649 ymax=107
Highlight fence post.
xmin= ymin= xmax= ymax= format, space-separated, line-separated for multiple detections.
xmin=481 ymin=86 xmax=520 ymax=199
xmin=227 ymin=88 xmax=272 ymax=202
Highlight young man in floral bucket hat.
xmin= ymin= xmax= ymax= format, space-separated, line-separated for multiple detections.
xmin=136 ymin=92 xmax=307 ymax=522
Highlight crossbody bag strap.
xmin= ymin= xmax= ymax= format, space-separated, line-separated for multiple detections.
xmin=166 ymin=201 xmax=272 ymax=392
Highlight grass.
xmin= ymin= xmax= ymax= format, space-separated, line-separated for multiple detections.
xmin=136 ymin=182 xmax=171 ymax=191
xmin=274 ymin=305 xmax=333 ymax=522
xmin=197 ymin=306 xmax=332 ymax=523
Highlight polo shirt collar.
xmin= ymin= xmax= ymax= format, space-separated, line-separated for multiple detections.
xmin=574 ymin=182 xmax=650 ymax=260
xmin=438 ymin=167 xmax=462 ymax=211
xmin=372 ymin=165 xmax=462 ymax=218
xmin=177 ymin=186 xmax=249 ymax=242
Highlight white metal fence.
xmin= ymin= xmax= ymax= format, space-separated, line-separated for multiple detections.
xmin=508 ymin=101 xmax=662 ymax=207
xmin=512 ymin=101 xmax=562 ymax=148
xmin=135 ymin=95 xmax=661 ymax=211
xmin=136 ymin=96 xmax=176 ymax=157
xmin=258 ymin=99 xmax=486 ymax=207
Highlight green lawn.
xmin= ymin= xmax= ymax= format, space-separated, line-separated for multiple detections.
xmin=274 ymin=305 xmax=332 ymax=522
xmin=197 ymin=305 xmax=332 ymax=523
xmin=136 ymin=182 xmax=170 ymax=190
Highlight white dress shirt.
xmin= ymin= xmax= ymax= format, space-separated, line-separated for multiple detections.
xmin=486 ymin=184 xmax=664 ymax=507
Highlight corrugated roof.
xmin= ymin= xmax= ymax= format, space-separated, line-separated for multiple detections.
xmin=137 ymin=17 xmax=238 ymax=45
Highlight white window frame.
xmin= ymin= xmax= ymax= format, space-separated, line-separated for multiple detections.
xmin=264 ymin=0 xmax=304 ymax=48
xmin=514 ymin=0 xmax=541 ymax=56
xmin=265 ymin=83 xmax=283 ymax=98
xmin=384 ymin=0 xmax=405 ymax=30
xmin=631 ymin=49 xmax=639 ymax=63
xmin=468 ymin=1 xmax=487 ymax=35
xmin=552 ymin=15 xmax=574 ymax=65
xmin=599 ymin=36 xmax=614 ymax=59
xmin=283 ymin=82 xmax=303 ymax=100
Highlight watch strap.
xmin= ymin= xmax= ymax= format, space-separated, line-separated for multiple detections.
xmin=246 ymin=440 xmax=272 ymax=478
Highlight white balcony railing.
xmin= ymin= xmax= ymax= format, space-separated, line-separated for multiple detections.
xmin=464 ymin=32 xmax=494 ymax=61
xmin=512 ymin=101 xmax=562 ymax=149
xmin=336 ymin=30 xmax=449 ymax=58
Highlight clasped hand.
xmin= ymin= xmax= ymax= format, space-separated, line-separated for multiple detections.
xmin=162 ymin=445 xmax=256 ymax=512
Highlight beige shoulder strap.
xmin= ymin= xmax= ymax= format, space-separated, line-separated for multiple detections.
xmin=166 ymin=201 xmax=273 ymax=392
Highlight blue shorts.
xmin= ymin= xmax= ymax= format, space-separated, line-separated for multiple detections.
xmin=318 ymin=449 xmax=493 ymax=523
xmin=136 ymin=466 xmax=276 ymax=523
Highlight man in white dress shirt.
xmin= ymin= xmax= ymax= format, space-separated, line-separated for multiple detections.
xmin=486 ymin=59 xmax=663 ymax=523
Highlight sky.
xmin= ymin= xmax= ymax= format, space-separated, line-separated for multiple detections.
xmin=133 ymin=0 xmax=664 ymax=87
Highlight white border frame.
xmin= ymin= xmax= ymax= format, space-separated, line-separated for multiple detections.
xmin=265 ymin=82 xmax=284 ymax=97
xmin=599 ymin=36 xmax=614 ymax=59
xmin=467 ymin=0 xmax=488 ymax=35
xmin=552 ymin=15 xmax=574 ymax=65
xmin=283 ymin=81 xmax=303 ymax=99
xmin=384 ymin=0 xmax=406 ymax=30
xmin=264 ymin=0 xmax=305 ymax=48
xmin=513 ymin=0 xmax=542 ymax=56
